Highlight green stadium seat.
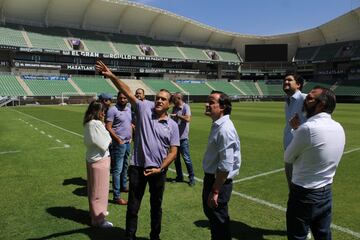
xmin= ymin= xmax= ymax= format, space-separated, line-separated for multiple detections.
xmin=179 ymin=45 xmax=211 ymax=61
xmin=207 ymin=81 xmax=241 ymax=95
xmin=109 ymin=34 xmax=142 ymax=56
xmin=143 ymin=79 xmax=182 ymax=93
xmin=69 ymin=29 xmax=115 ymax=54
xmin=71 ymin=76 xmax=117 ymax=95
xmin=24 ymin=26 xmax=70 ymax=51
xmin=0 ymin=24 xmax=27 ymax=47
xmin=232 ymin=80 xmax=259 ymax=95
xmin=216 ymin=50 xmax=240 ymax=62
xmin=23 ymin=78 xmax=76 ymax=96
xmin=0 ymin=75 xmax=27 ymax=96
xmin=139 ymin=37 xmax=185 ymax=59
xmin=257 ymin=80 xmax=284 ymax=96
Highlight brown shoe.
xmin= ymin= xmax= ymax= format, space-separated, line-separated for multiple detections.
xmin=121 ymin=188 xmax=129 ymax=193
xmin=115 ymin=198 xmax=128 ymax=205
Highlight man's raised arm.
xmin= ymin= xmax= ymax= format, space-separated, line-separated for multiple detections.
xmin=95 ymin=60 xmax=137 ymax=105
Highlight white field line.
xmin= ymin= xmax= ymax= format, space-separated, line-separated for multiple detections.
xmin=0 ymin=150 xmax=21 ymax=155
xmin=232 ymin=147 xmax=358 ymax=184
xmin=233 ymin=168 xmax=284 ymax=183
xmin=12 ymin=111 xmax=360 ymax=238
xmin=14 ymin=110 xmax=83 ymax=138
xmin=344 ymin=147 xmax=360 ymax=154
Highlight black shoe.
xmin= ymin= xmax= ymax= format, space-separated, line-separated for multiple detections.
xmin=189 ymin=179 xmax=195 ymax=186
xmin=172 ymin=177 xmax=184 ymax=183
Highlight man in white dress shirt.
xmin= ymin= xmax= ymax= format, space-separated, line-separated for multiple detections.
xmin=285 ymin=86 xmax=345 ymax=240
xmin=202 ymin=90 xmax=241 ymax=240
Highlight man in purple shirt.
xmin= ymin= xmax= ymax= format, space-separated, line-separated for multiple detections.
xmin=170 ymin=92 xmax=195 ymax=186
xmin=96 ymin=60 xmax=179 ymax=240
xmin=106 ymin=92 xmax=132 ymax=205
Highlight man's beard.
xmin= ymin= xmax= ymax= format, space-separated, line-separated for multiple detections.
xmin=303 ymin=101 xmax=318 ymax=118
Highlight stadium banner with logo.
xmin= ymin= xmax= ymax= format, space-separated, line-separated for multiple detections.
xmin=1 ymin=45 xmax=240 ymax=65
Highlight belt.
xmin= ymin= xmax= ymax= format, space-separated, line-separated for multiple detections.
xmin=291 ymin=183 xmax=332 ymax=192
xmin=204 ymin=173 xmax=233 ymax=184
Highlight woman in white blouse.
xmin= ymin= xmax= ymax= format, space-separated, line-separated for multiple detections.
xmin=83 ymin=100 xmax=113 ymax=228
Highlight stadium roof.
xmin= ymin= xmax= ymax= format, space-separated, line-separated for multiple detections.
xmin=1 ymin=0 xmax=360 ymax=51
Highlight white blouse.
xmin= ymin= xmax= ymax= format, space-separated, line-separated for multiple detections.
xmin=84 ymin=120 xmax=111 ymax=163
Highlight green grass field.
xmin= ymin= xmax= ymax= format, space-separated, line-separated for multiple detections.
xmin=0 ymin=102 xmax=359 ymax=240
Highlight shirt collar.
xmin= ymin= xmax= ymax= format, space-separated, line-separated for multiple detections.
xmin=213 ymin=115 xmax=230 ymax=127
xmin=290 ymin=90 xmax=303 ymax=100
xmin=308 ymin=112 xmax=331 ymax=121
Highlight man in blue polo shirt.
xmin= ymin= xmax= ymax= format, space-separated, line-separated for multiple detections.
xmin=106 ymin=92 xmax=132 ymax=205
xmin=96 ymin=60 xmax=179 ymax=240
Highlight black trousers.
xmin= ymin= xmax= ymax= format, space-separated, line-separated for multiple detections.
xmin=202 ymin=173 xmax=233 ymax=240
xmin=125 ymin=166 xmax=166 ymax=240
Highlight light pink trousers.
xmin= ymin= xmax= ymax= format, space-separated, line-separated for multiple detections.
xmin=86 ymin=156 xmax=110 ymax=226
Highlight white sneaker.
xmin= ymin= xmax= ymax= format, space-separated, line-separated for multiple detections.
xmin=306 ymin=231 xmax=312 ymax=240
xmin=98 ymin=220 xmax=113 ymax=228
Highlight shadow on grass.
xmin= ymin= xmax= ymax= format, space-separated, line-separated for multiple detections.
xmin=194 ymin=219 xmax=287 ymax=240
xmin=63 ymin=177 xmax=88 ymax=197
xmin=26 ymin=206 xmax=139 ymax=240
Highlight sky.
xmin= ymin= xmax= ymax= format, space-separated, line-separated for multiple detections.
xmin=127 ymin=0 xmax=360 ymax=36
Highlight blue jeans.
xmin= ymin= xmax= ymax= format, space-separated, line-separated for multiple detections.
xmin=286 ymin=183 xmax=332 ymax=240
xmin=110 ymin=142 xmax=130 ymax=200
xmin=174 ymin=139 xmax=194 ymax=180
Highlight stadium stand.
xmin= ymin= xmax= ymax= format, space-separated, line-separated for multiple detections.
xmin=334 ymin=79 xmax=360 ymax=96
xmin=207 ymin=80 xmax=241 ymax=95
xmin=216 ymin=50 xmax=241 ymax=62
xmin=71 ymin=76 xmax=118 ymax=95
xmin=179 ymin=45 xmax=211 ymax=61
xmin=0 ymin=24 xmax=28 ymax=47
xmin=0 ymin=75 xmax=27 ymax=96
xmin=139 ymin=37 xmax=185 ymax=59
xmin=313 ymin=43 xmax=343 ymax=61
xmin=109 ymin=34 xmax=142 ymax=56
xmin=176 ymin=81 xmax=213 ymax=95
xmin=232 ymin=80 xmax=260 ymax=95
xmin=294 ymin=46 xmax=319 ymax=61
xmin=143 ymin=79 xmax=182 ymax=93
xmin=24 ymin=26 xmax=70 ymax=51
xmin=22 ymin=78 xmax=76 ymax=96
xmin=257 ymin=80 xmax=284 ymax=96
xmin=68 ymin=29 xmax=115 ymax=54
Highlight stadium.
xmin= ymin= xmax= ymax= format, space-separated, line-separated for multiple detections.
xmin=0 ymin=0 xmax=359 ymax=240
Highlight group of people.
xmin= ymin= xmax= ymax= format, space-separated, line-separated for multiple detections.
xmin=83 ymin=60 xmax=345 ymax=240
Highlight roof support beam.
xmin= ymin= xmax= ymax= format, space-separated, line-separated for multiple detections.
xmin=81 ymin=0 xmax=95 ymax=29
xmin=177 ymin=21 xmax=188 ymax=42
xmin=147 ymin=12 xmax=161 ymax=37
xmin=44 ymin=0 xmax=54 ymax=27
xmin=0 ymin=0 xmax=9 ymax=24
xmin=316 ymin=27 xmax=327 ymax=44
xmin=117 ymin=5 xmax=130 ymax=33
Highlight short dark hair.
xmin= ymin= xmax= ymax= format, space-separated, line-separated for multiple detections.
xmin=135 ymin=88 xmax=145 ymax=94
xmin=159 ymin=89 xmax=171 ymax=100
xmin=284 ymin=72 xmax=304 ymax=91
xmin=312 ymin=86 xmax=336 ymax=114
xmin=83 ymin=100 xmax=104 ymax=125
xmin=210 ymin=90 xmax=232 ymax=115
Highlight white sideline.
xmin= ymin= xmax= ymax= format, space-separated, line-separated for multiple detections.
xmin=11 ymin=110 xmax=360 ymax=239
xmin=0 ymin=150 xmax=21 ymax=155
xmin=14 ymin=110 xmax=83 ymax=138
xmin=344 ymin=147 xmax=360 ymax=154
xmin=233 ymin=168 xmax=284 ymax=183
xmin=232 ymin=146 xmax=358 ymax=184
